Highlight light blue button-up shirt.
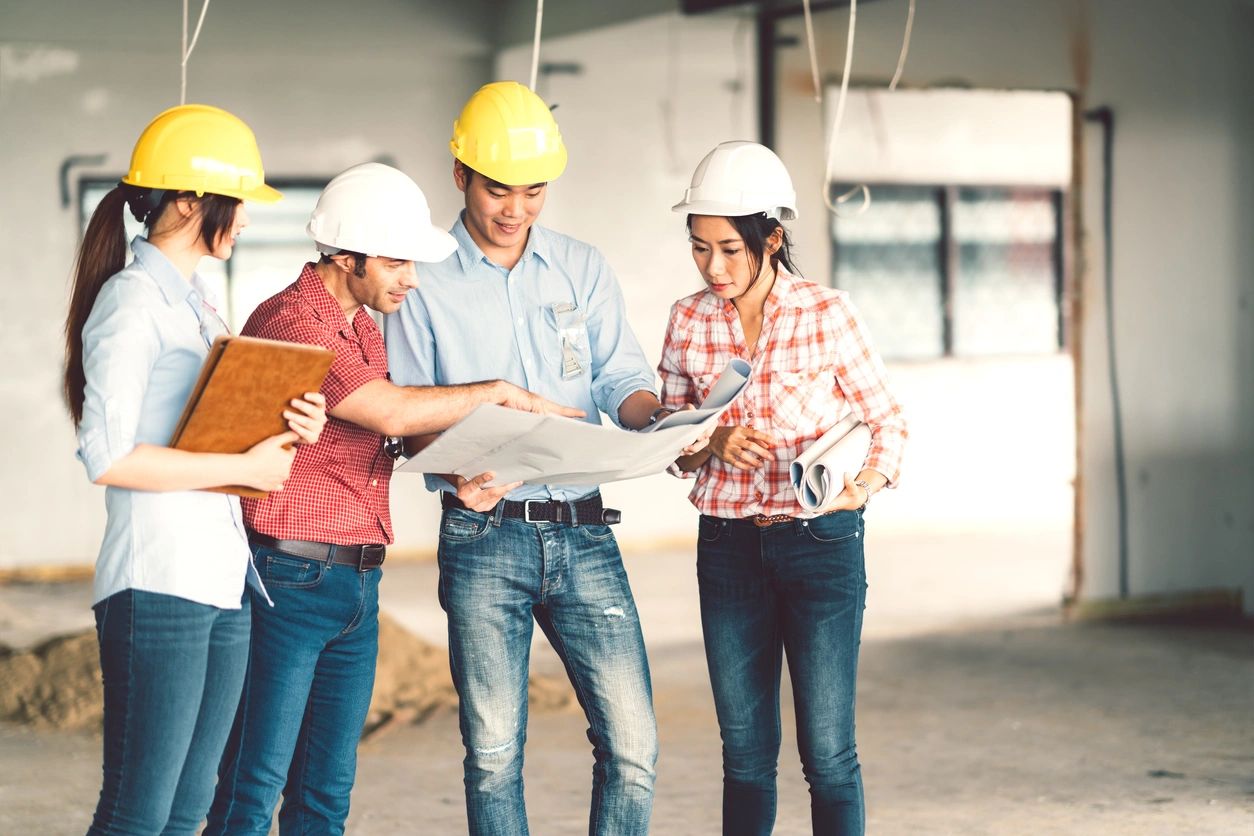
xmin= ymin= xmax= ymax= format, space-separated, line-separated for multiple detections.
xmin=76 ymin=237 xmax=261 ymax=609
xmin=385 ymin=215 xmax=658 ymax=501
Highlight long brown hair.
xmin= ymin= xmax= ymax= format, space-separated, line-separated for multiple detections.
xmin=63 ymin=186 xmax=240 ymax=425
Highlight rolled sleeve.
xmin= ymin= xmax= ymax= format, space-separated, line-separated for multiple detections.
xmin=659 ymin=304 xmax=699 ymax=479
xmin=658 ymin=303 xmax=697 ymax=411
xmin=77 ymin=289 xmax=159 ymax=482
xmin=833 ymin=298 xmax=908 ymax=487
xmin=584 ymin=252 xmax=657 ymax=427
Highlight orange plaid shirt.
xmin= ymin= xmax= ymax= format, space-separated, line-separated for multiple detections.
xmin=659 ymin=270 xmax=907 ymax=518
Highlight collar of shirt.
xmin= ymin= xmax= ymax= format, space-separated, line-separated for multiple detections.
xmin=130 ymin=236 xmax=200 ymax=308
xmin=451 ymin=211 xmax=553 ymax=274
xmin=295 ymin=262 xmax=373 ymax=340
xmin=705 ymin=267 xmax=799 ymax=322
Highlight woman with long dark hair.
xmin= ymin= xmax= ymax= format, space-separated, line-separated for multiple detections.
xmin=65 ymin=104 xmax=326 ymax=835
xmin=660 ymin=141 xmax=908 ymax=835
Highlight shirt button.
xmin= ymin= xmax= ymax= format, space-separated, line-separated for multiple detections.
xmin=516 ymin=316 xmax=524 ymax=326
xmin=371 ymin=479 xmax=378 ymax=487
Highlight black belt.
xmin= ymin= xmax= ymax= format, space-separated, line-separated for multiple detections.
xmin=248 ymin=531 xmax=385 ymax=571
xmin=441 ymin=491 xmax=621 ymax=525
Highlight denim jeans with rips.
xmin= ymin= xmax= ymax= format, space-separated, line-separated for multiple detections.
xmin=437 ymin=502 xmax=658 ymax=836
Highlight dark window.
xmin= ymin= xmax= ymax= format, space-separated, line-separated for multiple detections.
xmin=831 ymin=184 xmax=1065 ymax=360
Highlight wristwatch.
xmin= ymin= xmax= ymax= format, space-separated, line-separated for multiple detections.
xmin=854 ymin=479 xmax=872 ymax=509
xmin=648 ymin=406 xmax=674 ymax=426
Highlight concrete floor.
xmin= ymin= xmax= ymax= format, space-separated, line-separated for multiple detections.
xmin=1 ymin=523 xmax=1251 ymax=835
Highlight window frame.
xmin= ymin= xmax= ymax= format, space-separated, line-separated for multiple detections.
xmin=829 ymin=181 xmax=1069 ymax=359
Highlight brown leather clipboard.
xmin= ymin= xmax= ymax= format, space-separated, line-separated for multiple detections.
xmin=168 ymin=335 xmax=335 ymax=498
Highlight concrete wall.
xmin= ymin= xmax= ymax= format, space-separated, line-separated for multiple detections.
xmin=0 ymin=0 xmax=495 ymax=567
xmin=4 ymin=0 xmax=1250 ymax=618
xmin=773 ymin=0 xmax=1254 ymax=611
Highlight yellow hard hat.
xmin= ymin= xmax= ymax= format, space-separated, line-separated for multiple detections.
xmin=123 ymin=104 xmax=281 ymax=203
xmin=450 ymin=82 xmax=567 ymax=186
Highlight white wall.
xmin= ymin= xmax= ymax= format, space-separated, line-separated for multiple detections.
xmin=0 ymin=0 xmax=494 ymax=567
xmin=774 ymin=0 xmax=1254 ymax=611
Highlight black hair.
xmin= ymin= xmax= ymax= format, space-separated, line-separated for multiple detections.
xmin=319 ymin=250 xmax=367 ymax=278
xmin=687 ymin=212 xmax=798 ymax=290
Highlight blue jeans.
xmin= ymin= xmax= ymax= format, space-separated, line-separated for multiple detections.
xmin=697 ymin=512 xmax=868 ymax=836
xmin=205 ymin=545 xmax=381 ymax=836
xmin=438 ymin=504 xmax=658 ymax=836
xmin=88 ymin=588 xmax=251 ymax=835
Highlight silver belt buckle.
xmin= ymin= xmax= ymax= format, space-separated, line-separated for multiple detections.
xmin=524 ymin=499 xmax=544 ymax=523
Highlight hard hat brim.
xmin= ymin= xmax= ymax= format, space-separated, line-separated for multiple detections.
xmin=671 ymin=198 xmax=797 ymax=221
xmin=119 ymin=177 xmax=284 ymax=205
xmin=327 ymin=226 xmax=457 ymax=264
xmin=243 ymin=183 xmax=284 ymax=204
xmin=411 ymin=226 xmax=459 ymax=263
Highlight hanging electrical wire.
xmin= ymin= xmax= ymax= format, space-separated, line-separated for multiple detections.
xmin=661 ymin=15 xmax=682 ymax=174
xmin=529 ymin=0 xmax=545 ymax=92
xmin=803 ymin=0 xmax=868 ymax=215
xmin=889 ymin=0 xmax=916 ymax=92
xmin=802 ymin=0 xmax=917 ymax=216
xmin=731 ymin=12 xmax=752 ymax=137
xmin=802 ymin=0 xmax=823 ymax=105
xmin=181 ymin=0 xmax=212 ymax=105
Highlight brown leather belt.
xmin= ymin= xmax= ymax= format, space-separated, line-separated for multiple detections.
xmin=441 ymin=490 xmax=619 ymax=525
xmin=248 ymin=531 xmax=385 ymax=571
xmin=743 ymin=509 xmax=843 ymax=528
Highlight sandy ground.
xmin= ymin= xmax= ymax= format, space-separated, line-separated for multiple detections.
xmin=1 ymin=521 xmax=1251 ymax=834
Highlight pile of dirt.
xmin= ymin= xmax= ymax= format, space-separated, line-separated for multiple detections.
xmin=0 ymin=630 xmax=101 ymax=730
xmin=0 ymin=613 xmax=574 ymax=738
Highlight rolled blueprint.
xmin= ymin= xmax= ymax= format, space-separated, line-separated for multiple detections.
xmin=646 ymin=357 xmax=752 ymax=431
xmin=789 ymin=415 xmax=873 ymax=511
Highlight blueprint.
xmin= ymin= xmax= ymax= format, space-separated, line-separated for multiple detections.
xmin=396 ymin=359 xmax=752 ymax=486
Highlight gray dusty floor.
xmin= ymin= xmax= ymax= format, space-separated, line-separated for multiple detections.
xmin=2 ymin=526 xmax=1252 ymax=834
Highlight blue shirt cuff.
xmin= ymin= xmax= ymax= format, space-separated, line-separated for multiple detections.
xmin=78 ymin=429 xmax=119 ymax=483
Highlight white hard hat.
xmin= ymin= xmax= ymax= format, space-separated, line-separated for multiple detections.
xmin=672 ymin=140 xmax=797 ymax=221
xmin=307 ymin=163 xmax=457 ymax=263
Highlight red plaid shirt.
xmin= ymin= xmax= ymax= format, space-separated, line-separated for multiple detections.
xmin=240 ymin=264 xmax=393 ymax=545
xmin=659 ymin=270 xmax=907 ymax=518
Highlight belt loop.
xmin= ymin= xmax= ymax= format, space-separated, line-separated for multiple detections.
xmin=569 ymin=500 xmax=579 ymax=527
xmin=325 ymin=543 xmax=337 ymax=564
xmin=491 ymin=501 xmax=505 ymax=528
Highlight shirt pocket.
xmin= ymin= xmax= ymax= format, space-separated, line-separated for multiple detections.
xmin=543 ymin=301 xmax=591 ymax=380
xmin=770 ymin=369 xmax=832 ymax=432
